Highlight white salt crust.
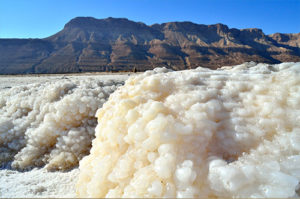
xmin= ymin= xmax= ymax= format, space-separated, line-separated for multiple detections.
xmin=0 ymin=76 xmax=124 ymax=170
xmin=0 ymin=168 xmax=79 ymax=198
xmin=77 ymin=62 xmax=300 ymax=198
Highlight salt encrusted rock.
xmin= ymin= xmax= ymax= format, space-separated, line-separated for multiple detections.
xmin=77 ymin=62 xmax=300 ymax=198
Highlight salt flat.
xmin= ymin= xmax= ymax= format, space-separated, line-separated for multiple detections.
xmin=0 ymin=73 xmax=131 ymax=89
xmin=0 ymin=168 xmax=79 ymax=197
xmin=1 ymin=63 xmax=300 ymax=198
xmin=0 ymin=73 xmax=130 ymax=197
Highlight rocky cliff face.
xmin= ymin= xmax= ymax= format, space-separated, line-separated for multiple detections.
xmin=0 ymin=17 xmax=299 ymax=74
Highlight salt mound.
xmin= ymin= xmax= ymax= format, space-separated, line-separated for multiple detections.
xmin=0 ymin=77 xmax=124 ymax=170
xmin=77 ymin=62 xmax=300 ymax=198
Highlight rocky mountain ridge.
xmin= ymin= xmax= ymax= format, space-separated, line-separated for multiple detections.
xmin=0 ymin=17 xmax=299 ymax=74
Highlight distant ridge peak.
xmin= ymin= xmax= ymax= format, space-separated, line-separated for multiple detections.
xmin=64 ymin=17 xmax=233 ymax=31
xmin=64 ymin=17 xmax=99 ymax=28
xmin=104 ymin=17 xmax=131 ymax=22
xmin=64 ymin=17 xmax=264 ymax=35
xmin=64 ymin=17 xmax=141 ymax=29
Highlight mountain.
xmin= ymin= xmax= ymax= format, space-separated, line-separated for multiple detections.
xmin=0 ymin=17 xmax=300 ymax=74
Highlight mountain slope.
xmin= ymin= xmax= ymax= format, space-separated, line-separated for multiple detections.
xmin=0 ymin=17 xmax=299 ymax=74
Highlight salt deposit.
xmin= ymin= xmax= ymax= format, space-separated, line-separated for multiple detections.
xmin=77 ymin=62 xmax=300 ymax=198
xmin=0 ymin=168 xmax=79 ymax=198
xmin=0 ymin=74 xmax=126 ymax=171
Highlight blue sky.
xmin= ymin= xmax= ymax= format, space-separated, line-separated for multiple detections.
xmin=0 ymin=0 xmax=299 ymax=38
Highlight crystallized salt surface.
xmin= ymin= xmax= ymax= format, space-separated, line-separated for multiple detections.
xmin=77 ymin=62 xmax=300 ymax=198
xmin=0 ymin=74 xmax=127 ymax=171
xmin=0 ymin=168 xmax=79 ymax=198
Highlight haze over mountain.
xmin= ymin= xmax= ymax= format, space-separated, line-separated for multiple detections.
xmin=0 ymin=17 xmax=299 ymax=74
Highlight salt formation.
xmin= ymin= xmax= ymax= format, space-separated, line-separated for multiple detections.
xmin=0 ymin=168 xmax=79 ymax=197
xmin=0 ymin=77 xmax=124 ymax=170
xmin=77 ymin=62 xmax=300 ymax=198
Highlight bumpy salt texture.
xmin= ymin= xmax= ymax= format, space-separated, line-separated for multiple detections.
xmin=0 ymin=77 xmax=124 ymax=170
xmin=0 ymin=168 xmax=79 ymax=197
xmin=77 ymin=62 xmax=300 ymax=198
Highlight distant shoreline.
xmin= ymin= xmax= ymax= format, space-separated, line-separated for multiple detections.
xmin=0 ymin=71 xmax=139 ymax=77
